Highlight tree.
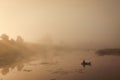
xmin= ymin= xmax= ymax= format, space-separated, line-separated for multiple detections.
xmin=0 ymin=34 xmax=9 ymax=41
xmin=16 ymin=36 xmax=24 ymax=43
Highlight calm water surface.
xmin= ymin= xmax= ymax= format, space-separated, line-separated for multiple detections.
xmin=0 ymin=50 xmax=120 ymax=80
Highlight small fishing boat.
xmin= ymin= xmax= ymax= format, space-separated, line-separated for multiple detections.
xmin=81 ymin=60 xmax=91 ymax=67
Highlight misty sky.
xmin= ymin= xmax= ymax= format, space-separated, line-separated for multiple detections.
xmin=0 ymin=0 xmax=120 ymax=48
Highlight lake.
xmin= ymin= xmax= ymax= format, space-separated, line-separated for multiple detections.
xmin=0 ymin=50 xmax=120 ymax=80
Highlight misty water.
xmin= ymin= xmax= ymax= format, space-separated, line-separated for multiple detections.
xmin=0 ymin=50 xmax=120 ymax=80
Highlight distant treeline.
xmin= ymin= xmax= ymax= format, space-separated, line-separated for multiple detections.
xmin=96 ymin=49 xmax=120 ymax=56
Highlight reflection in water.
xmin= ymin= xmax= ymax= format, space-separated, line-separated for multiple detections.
xmin=0 ymin=47 xmax=34 ymax=75
xmin=0 ymin=34 xmax=120 ymax=80
xmin=0 ymin=34 xmax=41 ymax=76
xmin=0 ymin=52 xmax=26 ymax=75
xmin=1 ymin=49 xmax=120 ymax=80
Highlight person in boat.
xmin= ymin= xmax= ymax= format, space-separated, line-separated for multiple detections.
xmin=81 ymin=60 xmax=91 ymax=66
xmin=82 ymin=60 xmax=86 ymax=64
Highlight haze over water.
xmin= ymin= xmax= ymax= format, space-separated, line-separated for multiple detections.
xmin=0 ymin=46 xmax=120 ymax=80
xmin=0 ymin=0 xmax=120 ymax=80
xmin=0 ymin=34 xmax=120 ymax=80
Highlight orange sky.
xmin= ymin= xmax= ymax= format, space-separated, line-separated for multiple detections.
xmin=0 ymin=0 xmax=120 ymax=48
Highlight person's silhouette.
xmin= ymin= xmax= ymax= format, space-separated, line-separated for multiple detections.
xmin=83 ymin=60 xmax=85 ymax=64
xmin=81 ymin=60 xmax=91 ymax=68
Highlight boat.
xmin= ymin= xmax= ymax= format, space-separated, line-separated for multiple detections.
xmin=81 ymin=60 xmax=91 ymax=67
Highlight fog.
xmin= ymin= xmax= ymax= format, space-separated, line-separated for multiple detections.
xmin=0 ymin=33 xmax=82 ymax=75
xmin=0 ymin=0 xmax=120 ymax=49
xmin=0 ymin=34 xmax=120 ymax=80
xmin=0 ymin=34 xmax=60 ymax=75
xmin=0 ymin=1 xmax=120 ymax=80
